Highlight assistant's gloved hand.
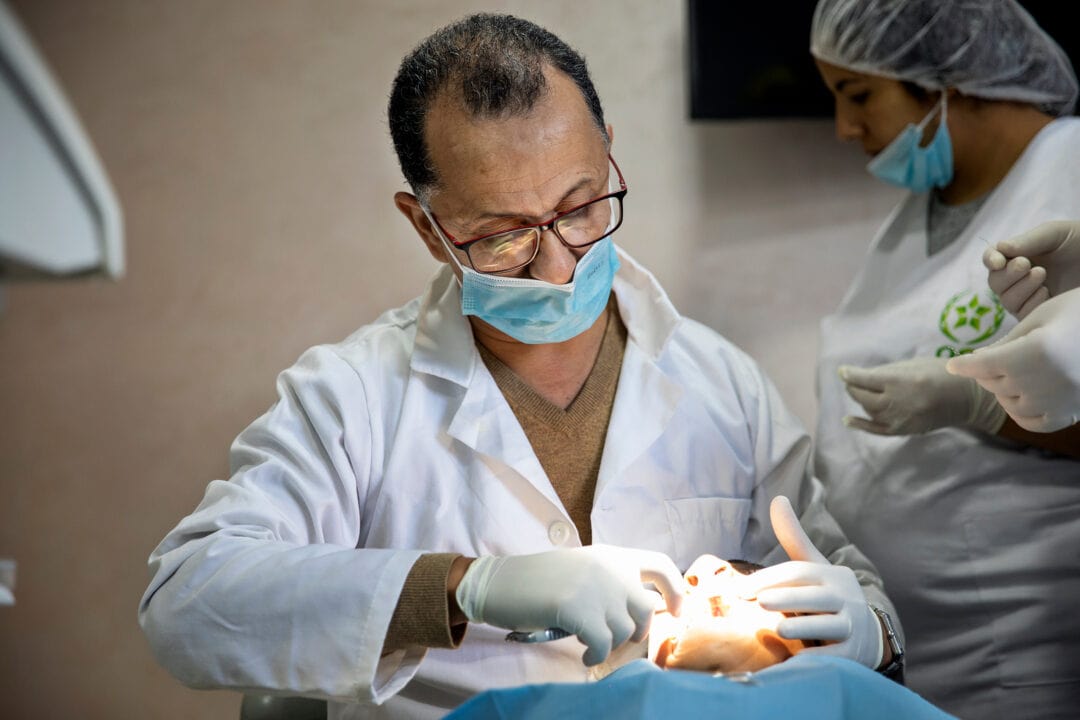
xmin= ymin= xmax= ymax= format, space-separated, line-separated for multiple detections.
xmin=735 ymin=496 xmax=884 ymax=669
xmin=455 ymin=545 xmax=685 ymax=666
xmin=839 ymin=356 xmax=1006 ymax=435
xmin=946 ymin=288 xmax=1080 ymax=433
xmin=984 ymin=220 xmax=1080 ymax=319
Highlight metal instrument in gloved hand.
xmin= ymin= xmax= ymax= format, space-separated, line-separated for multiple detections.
xmin=456 ymin=544 xmax=685 ymax=666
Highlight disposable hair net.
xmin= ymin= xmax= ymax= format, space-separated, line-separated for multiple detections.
xmin=810 ymin=0 xmax=1078 ymax=116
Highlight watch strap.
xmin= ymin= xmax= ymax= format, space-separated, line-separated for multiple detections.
xmin=869 ymin=603 xmax=905 ymax=684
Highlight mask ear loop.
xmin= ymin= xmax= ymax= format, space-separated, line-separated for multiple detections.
xmin=916 ymin=91 xmax=948 ymax=134
xmin=420 ymin=205 xmax=469 ymax=276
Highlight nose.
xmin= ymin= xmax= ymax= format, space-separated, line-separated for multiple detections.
xmin=834 ymin=106 xmax=862 ymax=143
xmin=527 ymin=226 xmax=578 ymax=284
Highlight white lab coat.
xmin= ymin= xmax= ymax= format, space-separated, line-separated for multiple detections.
xmin=141 ymin=248 xmax=894 ymax=719
xmin=816 ymin=118 xmax=1080 ymax=720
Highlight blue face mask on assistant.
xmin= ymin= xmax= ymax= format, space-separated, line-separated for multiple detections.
xmin=443 ymin=235 xmax=620 ymax=344
xmin=867 ymin=94 xmax=953 ymax=193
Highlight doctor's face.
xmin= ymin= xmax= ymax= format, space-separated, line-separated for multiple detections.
xmin=402 ymin=66 xmax=613 ymax=285
xmin=816 ymin=59 xmax=938 ymax=157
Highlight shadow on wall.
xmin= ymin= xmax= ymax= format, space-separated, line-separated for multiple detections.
xmin=681 ymin=120 xmax=902 ymax=429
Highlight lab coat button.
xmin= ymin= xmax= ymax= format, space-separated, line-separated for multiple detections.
xmin=548 ymin=520 xmax=572 ymax=546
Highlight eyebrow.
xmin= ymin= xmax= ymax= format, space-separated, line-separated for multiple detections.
xmin=471 ymin=175 xmax=599 ymax=224
xmin=834 ymin=78 xmax=864 ymax=93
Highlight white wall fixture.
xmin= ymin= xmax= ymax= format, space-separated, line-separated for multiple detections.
xmin=0 ymin=0 xmax=123 ymax=281
xmin=0 ymin=558 xmax=14 ymax=605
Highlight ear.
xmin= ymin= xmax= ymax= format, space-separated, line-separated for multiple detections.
xmin=394 ymin=191 xmax=449 ymax=264
xmin=606 ymin=123 xmax=615 ymax=149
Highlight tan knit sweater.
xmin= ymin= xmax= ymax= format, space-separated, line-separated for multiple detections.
xmin=382 ymin=302 xmax=627 ymax=653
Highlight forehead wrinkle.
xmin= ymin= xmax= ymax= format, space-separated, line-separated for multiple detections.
xmin=438 ymin=124 xmax=607 ymax=225
xmin=467 ymin=168 xmax=597 ymax=221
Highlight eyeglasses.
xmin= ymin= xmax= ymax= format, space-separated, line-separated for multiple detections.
xmin=425 ymin=155 xmax=627 ymax=274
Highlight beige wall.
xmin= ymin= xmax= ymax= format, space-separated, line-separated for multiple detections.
xmin=0 ymin=1 xmax=900 ymax=717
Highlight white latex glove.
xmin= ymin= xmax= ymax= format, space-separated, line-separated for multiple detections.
xmin=455 ymin=545 xmax=685 ymax=666
xmin=735 ymin=496 xmax=884 ymax=669
xmin=984 ymin=220 xmax=1080 ymax=319
xmin=946 ymin=288 xmax=1080 ymax=432
xmin=839 ymin=356 xmax=1006 ymax=435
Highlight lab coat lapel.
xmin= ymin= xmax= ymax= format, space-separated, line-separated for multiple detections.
xmin=415 ymin=252 xmax=692 ymax=515
xmin=595 ymin=340 xmax=682 ymax=499
xmin=594 ymin=248 xmax=684 ymax=500
xmin=413 ymin=268 xmax=564 ymax=510
xmin=445 ymin=369 xmax=565 ymax=512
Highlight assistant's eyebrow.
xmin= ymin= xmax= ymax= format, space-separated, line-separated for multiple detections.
xmin=834 ymin=78 xmax=864 ymax=94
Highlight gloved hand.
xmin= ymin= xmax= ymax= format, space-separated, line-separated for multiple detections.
xmin=455 ymin=544 xmax=685 ymax=666
xmin=946 ymin=288 xmax=1080 ymax=433
xmin=839 ymin=356 xmax=1006 ymax=435
xmin=735 ymin=496 xmax=884 ymax=669
xmin=984 ymin=220 xmax=1080 ymax=319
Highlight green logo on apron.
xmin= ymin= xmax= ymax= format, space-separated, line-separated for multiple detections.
xmin=936 ymin=290 xmax=1005 ymax=357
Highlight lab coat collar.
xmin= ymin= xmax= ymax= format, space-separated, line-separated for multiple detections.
xmin=408 ymin=244 xmax=683 ymax=388
xmin=408 ymin=265 xmax=478 ymax=387
xmin=609 ymin=246 xmax=682 ymax=361
xmin=409 ymin=246 xmax=684 ymax=520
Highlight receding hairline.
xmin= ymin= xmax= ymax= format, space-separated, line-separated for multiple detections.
xmin=416 ymin=63 xmax=610 ymax=204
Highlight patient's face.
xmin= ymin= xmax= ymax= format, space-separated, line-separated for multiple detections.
xmin=649 ymin=556 xmax=807 ymax=673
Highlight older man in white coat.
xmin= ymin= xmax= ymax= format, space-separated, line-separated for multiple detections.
xmin=139 ymin=13 xmax=901 ymax=719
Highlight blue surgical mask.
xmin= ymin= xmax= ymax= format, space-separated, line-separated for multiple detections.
xmin=867 ymin=94 xmax=953 ymax=193
xmin=440 ymin=234 xmax=620 ymax=344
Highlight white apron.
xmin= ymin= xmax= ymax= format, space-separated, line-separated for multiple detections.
xmin=816 ymin=118 xmax=1080 ymax=719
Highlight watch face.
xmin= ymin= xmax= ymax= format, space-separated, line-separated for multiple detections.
xmin=871 ymin=605 xmax=904 ymax=657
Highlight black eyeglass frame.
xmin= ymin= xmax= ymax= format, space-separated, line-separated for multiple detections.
xmin=425 ymin=154 xmax=628 ymax=275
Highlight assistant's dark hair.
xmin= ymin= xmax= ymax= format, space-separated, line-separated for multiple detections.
xmin=901 ymin=80 xmax=930 ymax=102
xmin=388 ymin=13 xmax=608 ymax=200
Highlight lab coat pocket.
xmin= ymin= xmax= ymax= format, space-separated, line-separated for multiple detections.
xmin=664 ymin=497 xmax=751 ymax=571
xmin=962 ymin=502 xmax=1080 ymax=687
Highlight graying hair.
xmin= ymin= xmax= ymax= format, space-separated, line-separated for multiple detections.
xmin=388 ymin=13 xmax=609 ymax=201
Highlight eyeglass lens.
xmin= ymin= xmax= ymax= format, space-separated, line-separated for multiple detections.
xmin=469 ymin=195 xmax=623 ymax=273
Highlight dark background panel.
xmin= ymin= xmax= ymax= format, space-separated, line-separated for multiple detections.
xmin=688 ymin=0 xmax=1079 ymax=120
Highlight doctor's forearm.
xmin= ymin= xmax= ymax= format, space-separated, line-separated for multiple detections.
xmin=382 ymin=553 xmax=470 ymax=654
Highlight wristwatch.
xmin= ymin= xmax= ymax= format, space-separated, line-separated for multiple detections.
xmin=869 ymin=603 xmax=905 ymax=684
